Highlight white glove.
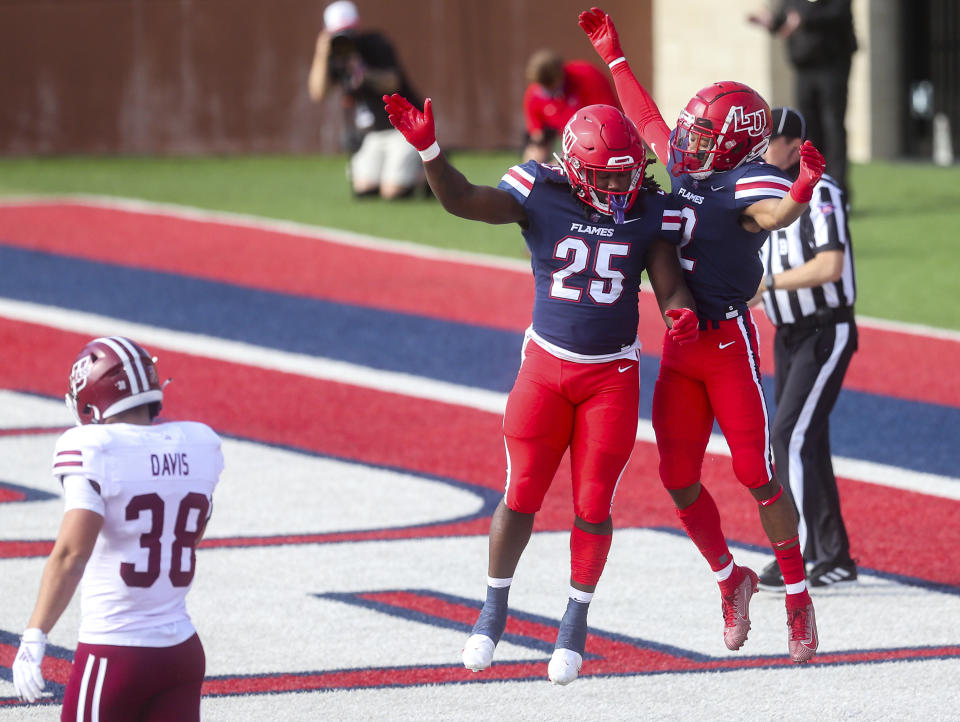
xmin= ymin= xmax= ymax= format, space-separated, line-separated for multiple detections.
xmin=12 ymin=628 xmax=47 ymax=703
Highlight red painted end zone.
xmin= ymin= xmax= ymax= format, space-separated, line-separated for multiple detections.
xmin=1 ymin=201 xmax=957 ymax=407
xmin=1 ymin=317 xmax=958 ymax=586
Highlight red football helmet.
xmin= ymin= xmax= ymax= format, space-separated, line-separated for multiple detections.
xmin=559 ymin=104 xmax=647 ymax=223
xmin=670 ymin=81 xmax=772 ymax=178
xmin=65 ymin=337 xmax=164 ymax=425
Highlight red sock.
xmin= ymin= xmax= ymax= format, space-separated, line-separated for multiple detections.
xmin=774 ymin=537 xmax=812 ymax=608
xmin=570 ymin=525 xmax=612 ymax=587
xmin=675 ymin=486 xmax=733 ymax=573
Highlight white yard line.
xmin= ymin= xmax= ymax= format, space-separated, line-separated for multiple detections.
xmin=1 ymin=297 xmax=957 ymax=500
xmin=3 ymin=193 xmax=960 ymax=342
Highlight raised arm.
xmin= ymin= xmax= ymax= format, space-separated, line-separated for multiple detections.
xmin=578 ymin=7 xmax=671 ymax=163
xmin=742 ymin=140 xmax=825 ymax=232
xmin=383 ymin=94 xmax=526 ymax=225
xmin=307 ymin=31 xmax=334 ymax=102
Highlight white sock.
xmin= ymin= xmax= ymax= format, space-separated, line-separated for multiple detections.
xmin=568 ymin=586 xmax=594 ymax=604
xmin=714 ymin=559 xmax=736 ymax=582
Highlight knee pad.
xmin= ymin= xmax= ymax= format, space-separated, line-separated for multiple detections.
xmin=658 ymin=438 xmax=706 ymax=490
xmin=730 ymin=447 xmax=772 ymax=490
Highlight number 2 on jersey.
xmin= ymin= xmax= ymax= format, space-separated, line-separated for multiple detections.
xmin=677 ymin=206 xmax=698 ymax=271
xmin=121 ymin=492 xmax=210 ymax=588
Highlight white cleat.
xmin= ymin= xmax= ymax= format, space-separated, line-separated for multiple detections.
xmin=547 ymin=648 xmax=583 ymax=685
xmin=462 ymin=634 xmax=496 ymax=672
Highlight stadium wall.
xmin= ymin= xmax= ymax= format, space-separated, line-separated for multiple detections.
xmin=0 ymin=0 xmax=653 ymax=155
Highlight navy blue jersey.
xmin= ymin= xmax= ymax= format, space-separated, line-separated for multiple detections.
xmin=498 ymin=161 xmax=674 ymax=355
xmin=665 ymin=148 xmax=792 ymax=320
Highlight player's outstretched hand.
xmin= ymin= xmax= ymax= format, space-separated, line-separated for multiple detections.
xmin=383 ymin=94 xmax=436 ymax=152
xmin=578 ymin=7 xmax=625 ymax=66
xmin=12 ymin=628 xmax=46 ymax=703
xmin=666 ymin=308 xmax=698 ymax=345
xmin=789 ymin=140 xmax=825 ymax=203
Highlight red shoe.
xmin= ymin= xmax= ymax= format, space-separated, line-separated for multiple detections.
xmin=787 ymin=601 xmax=819 ymax=663
xmin=721 ymin=567 xmax=758 ymax=650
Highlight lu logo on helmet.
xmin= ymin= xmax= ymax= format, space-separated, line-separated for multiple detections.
xmin=729 ymin=105 xmax=767 ymax=136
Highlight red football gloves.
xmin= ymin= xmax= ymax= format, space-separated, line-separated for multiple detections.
xmin=383 ymin=94 xmax=439 ymax=158
xmin=578 ymin=7 xmax=625 ymax=67
xmin=789 ymin=140 xmax=825 ymax=203
xmin=666 ymin=308 xmax=699 ymax=345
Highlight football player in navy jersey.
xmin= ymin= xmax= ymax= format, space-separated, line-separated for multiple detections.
xmin=384 ymin=93 xmax=698 ymax=684
xmin=579 ymin=8 xmax=825 ymax=663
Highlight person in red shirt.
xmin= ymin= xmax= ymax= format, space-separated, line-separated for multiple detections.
xmin=522 ymin=49 xmax=620 ymax=162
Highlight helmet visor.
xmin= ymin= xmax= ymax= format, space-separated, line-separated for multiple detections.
xmin=671 ymin=112 xmax=721 ymax=176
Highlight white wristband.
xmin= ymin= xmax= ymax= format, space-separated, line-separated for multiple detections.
xmin=608 ymin=56 xmax=626 ymax=70
xmin=22 ymin=627 xmax=46 ymax=643
xmin=418 ymin=141 xmax=440 ymax=161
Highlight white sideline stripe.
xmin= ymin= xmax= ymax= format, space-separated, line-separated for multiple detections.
xmin=1 ymin=297 xmax=958 ymax=500
xmin=0 ymin=298 xmax=507 ymax=413
xmin=4 ymin=193 xmax=959 ymax=342
xmin=0 ymin=194 xmax=532 ymax=273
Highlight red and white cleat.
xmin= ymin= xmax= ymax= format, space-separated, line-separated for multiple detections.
xmin=787 ymin=601 xmax=819 ymax=663
xmin=721 ymin=566 xmax=758 ymax=651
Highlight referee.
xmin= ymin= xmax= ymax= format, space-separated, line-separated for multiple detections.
xmin=750 ymin=107 xmax=858 ymax=591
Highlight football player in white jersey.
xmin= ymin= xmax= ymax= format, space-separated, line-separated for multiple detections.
xmin=12 ymin=336 xmax=224 ymax=721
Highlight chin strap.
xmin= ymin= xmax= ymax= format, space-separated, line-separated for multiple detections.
xmin=609 ymin=195 xmax=628 ymax=224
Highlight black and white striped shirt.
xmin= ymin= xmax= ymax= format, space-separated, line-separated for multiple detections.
xmin=759 ymin=173 xmax=856 ymax=327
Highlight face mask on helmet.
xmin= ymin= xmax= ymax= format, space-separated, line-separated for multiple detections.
xmin=65 ymin=336 xmax=164 ymax=425
xmin=558 ymin=105 xmax=647 ymax=224
xmin=670 ymin=82 xmax=772 ymax=179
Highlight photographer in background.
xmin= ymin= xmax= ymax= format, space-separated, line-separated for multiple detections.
xmin=308 ymin=1 xmax=424 ymax=198
xmin=521 ymin=49 xmax=619 ymax=163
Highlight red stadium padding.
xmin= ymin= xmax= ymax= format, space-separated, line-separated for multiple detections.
xmin=1 ymin=316 xmax=957 ymax=586
xmin=0 ymin=200 xmax=958 ymax=407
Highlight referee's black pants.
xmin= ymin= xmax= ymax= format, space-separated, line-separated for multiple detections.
xmin=771 ymin=318 xmax=858 ymax=568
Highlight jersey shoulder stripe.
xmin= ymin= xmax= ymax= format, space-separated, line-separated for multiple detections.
xmin=500 ymin=165 xmax=535 ymax=197
xmin=734 ymin=174 xmax=791 ymax=200
xmin=54 ymin=449 xmax=84 ymax=471
xmin=53 ymin=428 xmax=103 ymax=480
xmin=662 ymin=209 xmax=683 ymax=232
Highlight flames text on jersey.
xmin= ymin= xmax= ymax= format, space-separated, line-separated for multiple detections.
xmin=677 ymin=187 xmax=704 ymax=205
xmin=569 ymin=222 xmax=614 ymax=237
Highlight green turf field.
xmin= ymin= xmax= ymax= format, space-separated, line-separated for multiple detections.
xmin=1 ymin=153 xmax=957 ymax=330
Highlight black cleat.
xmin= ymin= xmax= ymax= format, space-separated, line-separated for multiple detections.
xmin=757 ymin=560 xmax=785 ymax=592
xmin=808 ymin=560 xmax=858 ymax=588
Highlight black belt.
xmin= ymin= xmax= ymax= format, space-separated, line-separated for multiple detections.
xmin=780 ymin=306 xmax=854 ymax=330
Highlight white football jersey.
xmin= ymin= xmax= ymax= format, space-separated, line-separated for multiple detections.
xmin=52 ymin=421 xmax=223 ymax=647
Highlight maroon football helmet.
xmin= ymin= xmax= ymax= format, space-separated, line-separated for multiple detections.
xmin=559 ymin=104 xmax=647 ymax=223
xmin=670 ymin=81 xmax=771 ymax=178
xmin=66 ymin=337 xmax=164 ymax=425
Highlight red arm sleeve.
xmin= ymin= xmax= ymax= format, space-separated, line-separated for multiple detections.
xmin=609 ymin=62 xmax=672 ymax=165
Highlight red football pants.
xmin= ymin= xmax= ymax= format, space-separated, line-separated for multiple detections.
xmin=653 ymin=313 xmax=773 ymax=490
xmin=61 ymin=633 xmax=205 ymax=722
xmin=502 ymin=340 xmax=640 ymax=523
